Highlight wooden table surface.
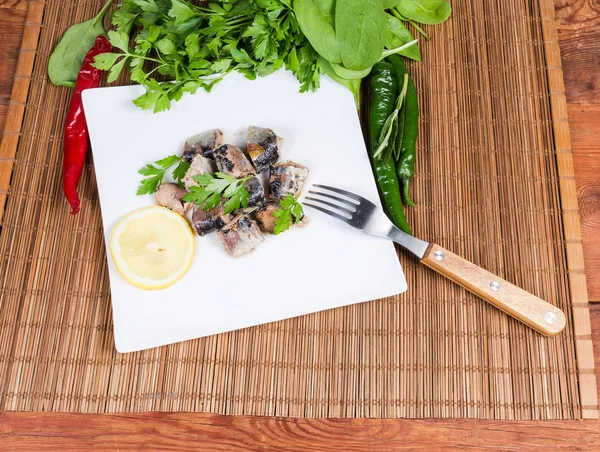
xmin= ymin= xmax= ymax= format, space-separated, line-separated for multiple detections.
xmin=1 ymin=0 xmax=599 ymax=450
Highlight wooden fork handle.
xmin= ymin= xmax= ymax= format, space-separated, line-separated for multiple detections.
xmin=420 ymin=244 xmax=566 ymax=336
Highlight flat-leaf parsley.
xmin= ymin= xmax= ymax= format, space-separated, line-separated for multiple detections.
xmin=137 ymin=155 xmax=190 ymax=195
xmin=273 ymin=194 xmax=304 ymax=235
xmin=183 ymin=172 xmax=251 ymax=214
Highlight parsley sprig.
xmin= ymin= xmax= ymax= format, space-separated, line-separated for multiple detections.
xmin=93 ymin=0 xmax=321 ymax=113
xmin=273 ymin=194 xmax=304 ymax=235
xmin=137 ymin=155 xmax=190 ymax=195
xmin=182 ymin=172 xmax=251 ymax=213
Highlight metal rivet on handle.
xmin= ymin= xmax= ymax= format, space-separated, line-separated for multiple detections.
xmin=434 ymin=250 xmax=445 ymax=261
xmin=545 ymin=312 xmax=557 ymax=325
xmin=490 ymin=281 xmax=500 ymax=292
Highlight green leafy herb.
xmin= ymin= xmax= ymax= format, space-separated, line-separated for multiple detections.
xmin=318 ymin=57 xmax=361 ymax=108
xmin=294 ymin=0 xmax=341 ymax=64
xmin=391 ymin=8 xmax=430 ymax=39
xmin=331 ymin=64 xmax=372 ymax=80
xmin=172 ymin=159 xmax=191 ymax=185
xmin=137 ymin=154 xmax=189 ymax=195
xmin=46 ymin=0 xmax=452 ymax=114
xmin=183 ymin=172 xmax=251 ymax=214
xmin=380 ymin=0 xmax=402 ymax=8
xmin=48 ymin=0 xmax=115 ymax=87
xmin=394 ymin=0 xmax=452 ymax=25
xmin=335 ymin=0 xmax=387 ymax=71
xmin=91 ymin=0 xmax=321 ymax=113
xmin=273 ymin=194 xmax=304 ymax=235
xmin=385 ymin=14 xmax=421 ymax=61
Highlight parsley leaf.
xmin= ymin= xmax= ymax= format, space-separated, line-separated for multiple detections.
xmin=155 ymin=155 xmax=179 ymax=168
xmin=154 ymin=92 xmax=172 ymax=112
xmin=182 ymin=172 xmax=251 ymax=213
xmin=112 ymin=4 xmax=140 ymax=36
xmin=295 ymin=44 xmax=321 ymax=93
xmin=169 ymin=0 xmax=198 ymax=25
xmin=133 ymin=90 xmax=162 ymax=111
xmin=156 ymin=37 xmax=176 ymax=55
xmin=133 ymin=0 xmax=159 ymax=13
xmin=185 ymin=32 xmax=201 ymax=58
xmin=182 ymin=186 xmax=212 ymax=205
xmin=206 ymin=172 xmax=235 ymax=194
xmin=223 ymin=186 xmax=250 ymax=214
xmin=107 ymin=30 xmax=130 ymax=53
xmin=273 ymin=208 xmax=291 ymax=235
xmin=273 ymin=194 xmax=304 ymax=235
xmin=204 ymin=192 xmax=222 ymax=210
xmin=107 ymin=56 xmax=129 ymax=83
xmin=137 ymin=154 xmax=187 ymax=195
xmin=172 ymin=159 xmax=191 ymax=187
xmin=93 ymin=53 xmax=122 ymax=70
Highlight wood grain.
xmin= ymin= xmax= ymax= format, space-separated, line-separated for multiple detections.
xmin=0 ymin=0 xmax=599 ymax=449
xmin=556 ymin=0 xmax=600 ymax=302
xmin=0 ymin=0 xmax=28 ymax=11
xmin=1 ymin=412 xmax=600 ymax=451
xmin=0 ymin=1 xmax=43 ymax=221
xmin=0 ymin=7 xmax=25 ymax=135
xmin=539 ymin=0 xmax=598 ymax=417
xmin=421 ymin=244 xmax=567 ymax=336
xmin=555 ymin=0 xmax=600 ymax=104
xmin=571 ymin=105 xmax=600 ymax=300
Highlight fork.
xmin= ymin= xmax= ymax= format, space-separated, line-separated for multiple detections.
xmin=304 ymin=184 xmax=566 ymax=336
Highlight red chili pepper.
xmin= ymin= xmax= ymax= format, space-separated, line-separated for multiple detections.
xmin=62 ymin=35 xmax=112 ymax=214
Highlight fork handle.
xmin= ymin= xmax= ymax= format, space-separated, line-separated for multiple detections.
xmin=420 ymin=244 xmax=566 ymax=336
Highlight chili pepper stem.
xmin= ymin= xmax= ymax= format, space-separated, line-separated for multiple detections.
xmin=402 ymin=180 xmax=416 ymax=207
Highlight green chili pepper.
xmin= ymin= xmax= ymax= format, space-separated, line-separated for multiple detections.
xmin=369 ymin=62 xmax=412 ymax=235
xmin=387 ymin=54 xmax=418 ymax=207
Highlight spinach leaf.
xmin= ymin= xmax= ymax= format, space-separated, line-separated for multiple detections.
xmin=380 ymin=0 xmax=401 ymax=8
xmin=319 ymin=56 xmax=361 ymax=108
xmin=294 ymin=0 xmax=341 ymax=64
xmin=386 ymin=14 xmax=421 ymax=61
xmin=332 ymin=63 xmax=371 ymax=80
xmin=48 ymin=0 xmax=115 ymax=87
xmin=394 ymin=0 xmax=451 ymax=25
xmin=335 ymin=0 xmax=387 ymax=71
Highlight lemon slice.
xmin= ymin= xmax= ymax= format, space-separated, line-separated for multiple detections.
xmin=110 ymin=206 xmax=195 ymax=290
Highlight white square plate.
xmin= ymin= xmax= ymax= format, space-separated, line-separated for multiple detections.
xmin=82 ymin=70 xmax=407 ymax=353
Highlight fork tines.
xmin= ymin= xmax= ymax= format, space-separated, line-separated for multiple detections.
xmin=304 ymin=184 xmax=360 ymax=222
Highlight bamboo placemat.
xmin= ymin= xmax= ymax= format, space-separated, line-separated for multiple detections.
xmin=0 ymin=0 xmax=597 ymax=419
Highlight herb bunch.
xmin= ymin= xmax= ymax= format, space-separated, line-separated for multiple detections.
xmin=93 ymin=0 xmax=320 ymax=113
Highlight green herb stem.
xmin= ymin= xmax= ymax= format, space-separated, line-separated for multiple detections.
xmin=380 ymin=40 xmax=418 ymax=60
xmin=391 ymin=8 xmax=430 ymax=39
xmin=92 ymin=0 xmax=115 ymax=27
xmin=373 ymin=73 xmax=409 ymax=159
